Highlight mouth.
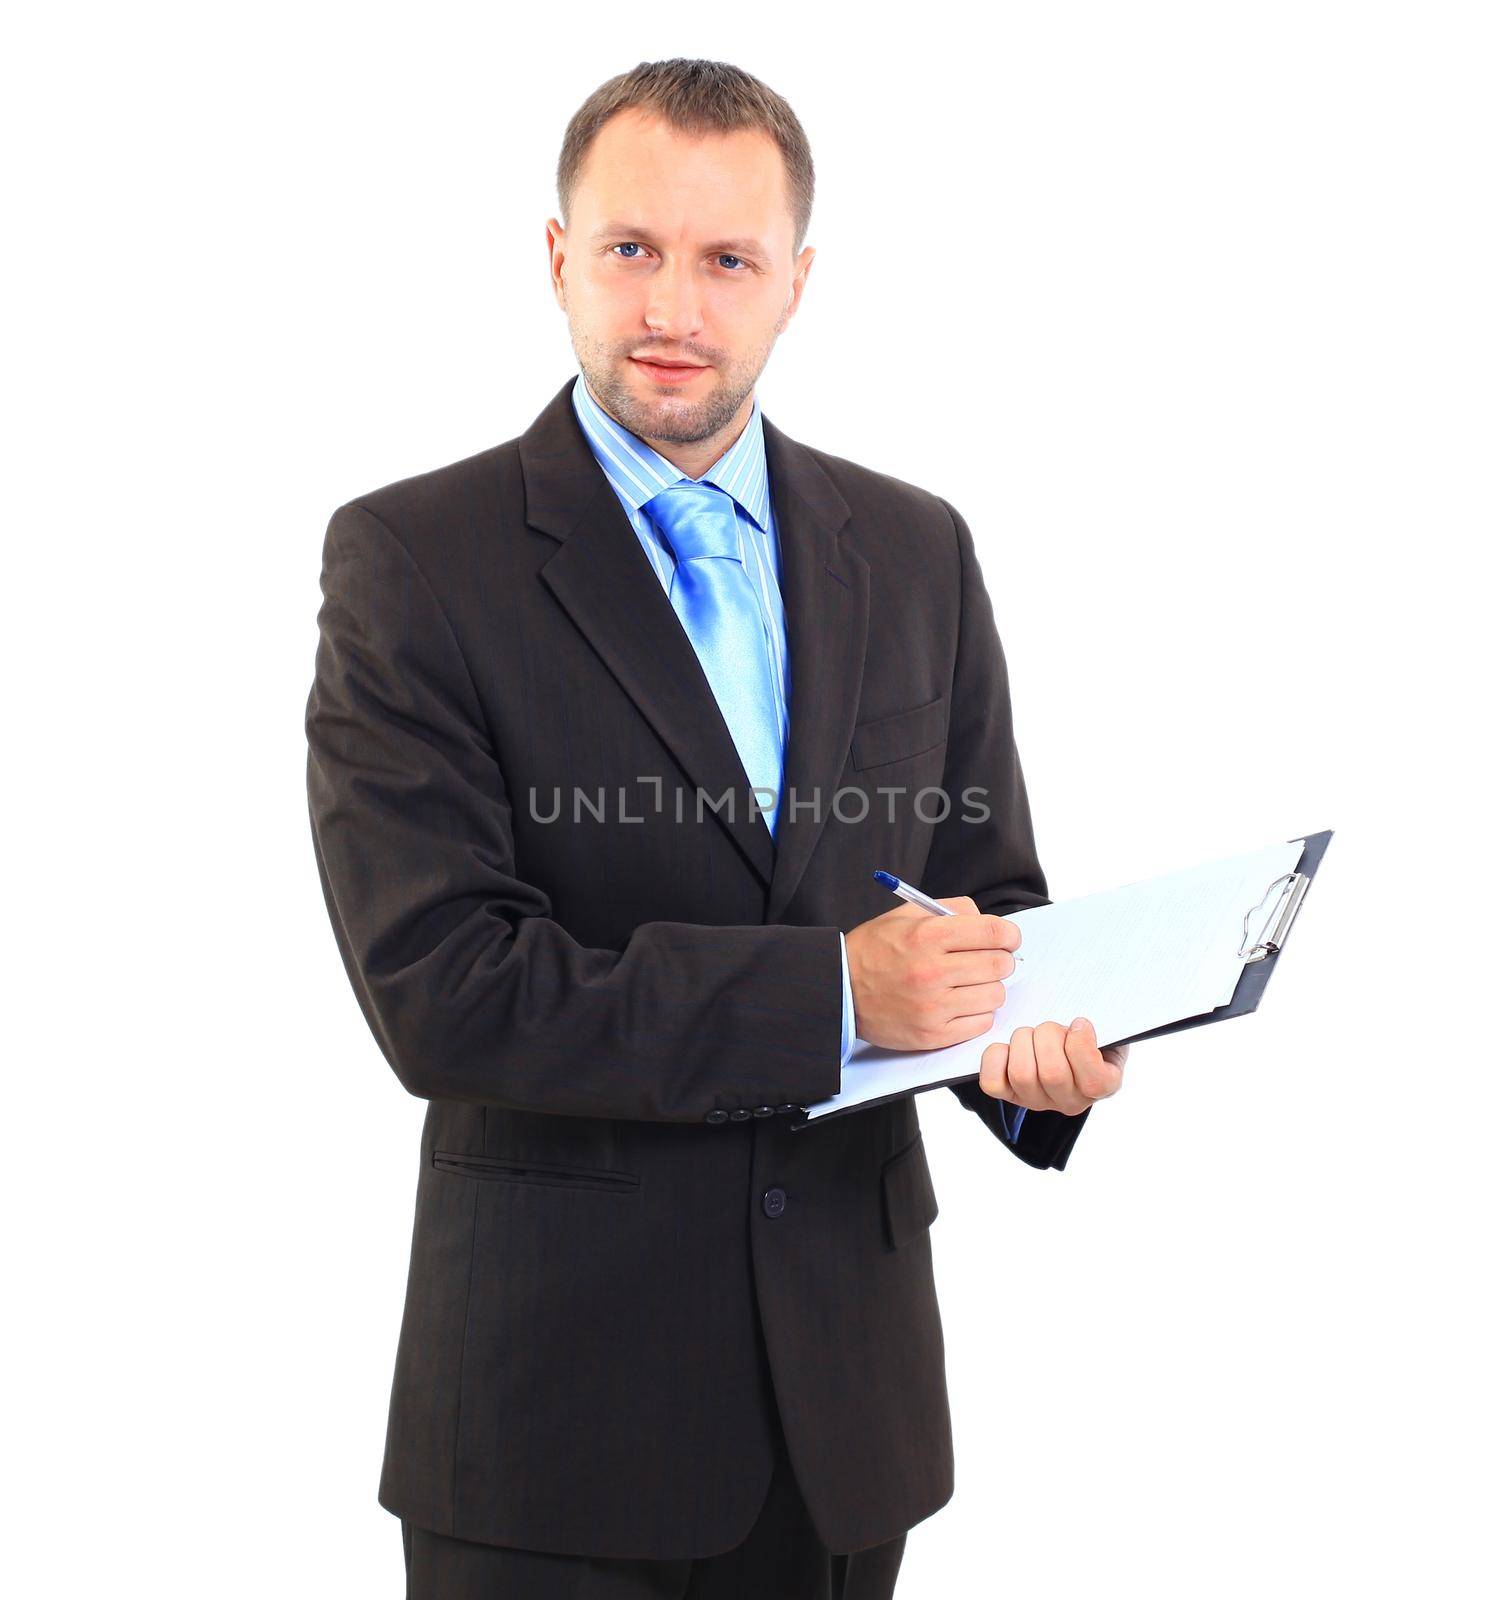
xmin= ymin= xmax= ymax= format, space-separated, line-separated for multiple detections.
xmin=630 ymin=356 xmax=710 ymax=386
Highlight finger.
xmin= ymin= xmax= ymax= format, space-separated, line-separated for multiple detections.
xmin=1032 ymin=1021 xmax=1089 ymax=1115
xmin=933 ymin=911 xmax=1017 ymax=953
xmin=1005 ymin=1025 xmax=1053 ymax=1112
xmin=941 ymin=947 xmax=1018 ymax=987
xmin=942 ymin=980 xmax=1009 ymax=1020
xmin=979 ymin=1041 xmax=1010 ymax=1099
xmin=949 ymin=916 xmax=1022 ymax=957
xmin=1064 ymin=1017 xmax=1125 ymax=1102
xmin=939 ymin=1010 xmax=997 ymax=1048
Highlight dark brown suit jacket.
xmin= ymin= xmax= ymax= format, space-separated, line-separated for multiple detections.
xmin=304 ymin=374 xmax=1089 ymax=1560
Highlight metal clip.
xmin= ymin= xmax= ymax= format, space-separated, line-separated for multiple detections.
xmin=1238 ymin=870 xmax=1311 ymax=963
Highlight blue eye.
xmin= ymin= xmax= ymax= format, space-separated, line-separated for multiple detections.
xmin=609 ymin=243 xmax=748 ymax=271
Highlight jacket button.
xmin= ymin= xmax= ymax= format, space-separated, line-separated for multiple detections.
xmin=730 ymin=1108 xmax=752 ymax=1121
xmin=706 ymin=1110 xmax=730 ymax=1124
xmin=762 ymin=1187 xmax=787 ymax=1218
xmin=753 ymin=1106 xmax=773 ymax=1118
xmin=776 ymin=1104 xmax=798 ymax=1114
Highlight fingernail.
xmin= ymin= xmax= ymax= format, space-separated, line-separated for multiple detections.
xmin=1071 ymin=1016 xmax=1090 ymax=1030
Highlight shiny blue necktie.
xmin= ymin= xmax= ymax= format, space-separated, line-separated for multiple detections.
xmin=643 ymin=480 xmax=785 ymax=838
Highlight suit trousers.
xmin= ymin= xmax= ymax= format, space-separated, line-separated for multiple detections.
xmin=399 ymin=1422 xmax=908 ymax=1599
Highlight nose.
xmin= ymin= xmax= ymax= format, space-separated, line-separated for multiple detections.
xmin=642 ymin=256 xmax=704 ymax=344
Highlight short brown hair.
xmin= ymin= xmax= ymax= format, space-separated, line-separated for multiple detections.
xmin=556 ymin=58 xmax=816 ymax=257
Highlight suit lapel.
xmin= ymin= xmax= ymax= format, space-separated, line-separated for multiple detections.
xmin=760 ymin=413 xmax=870 ymax=926
xmin=524 ymin=378 xmax=776 ymax=885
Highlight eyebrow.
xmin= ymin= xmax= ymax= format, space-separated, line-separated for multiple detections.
xmin=587 ymin=221 xmax=773 ymax=264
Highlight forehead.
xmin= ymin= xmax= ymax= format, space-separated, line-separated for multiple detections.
xmin=575 ymin=109 xmax=789 ymax=238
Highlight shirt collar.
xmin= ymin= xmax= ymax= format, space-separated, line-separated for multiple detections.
xmin=570 ymin=369 xmax=772 ymax=533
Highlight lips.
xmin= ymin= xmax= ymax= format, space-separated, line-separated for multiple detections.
xmin=630 ymin=356 xmax=710 ymax=386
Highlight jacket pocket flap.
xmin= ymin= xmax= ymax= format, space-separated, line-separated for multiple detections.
xmin=850 ymin=695 xmax=949 ymax=771
xmin=881 ymin=1133 xmax=939 ymax=1249
xmin=432 ymin=1150 xmax=640 ymax=1193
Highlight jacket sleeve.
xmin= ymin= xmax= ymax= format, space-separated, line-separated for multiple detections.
xmin=919 ymin=496 xmax=1091 ymax=1172
xmin=304 ymin=501 xmax=843 ymax=1122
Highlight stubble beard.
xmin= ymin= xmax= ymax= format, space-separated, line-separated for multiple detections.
xmin=567 ymin=306 xmax=781 ymax=447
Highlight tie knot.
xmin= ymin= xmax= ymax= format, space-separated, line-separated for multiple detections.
xmin=644 ymin=481 xmax=741 ymax=564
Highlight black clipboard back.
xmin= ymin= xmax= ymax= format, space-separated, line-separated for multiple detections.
xmin=1107 ymin=828 xmax=1332 ymax=1049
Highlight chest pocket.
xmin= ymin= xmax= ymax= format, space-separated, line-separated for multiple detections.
xmin=881 ymin=1132 xmax=940 ymax=1250
xmin=850 ymin=694 xmax=949 ymax=771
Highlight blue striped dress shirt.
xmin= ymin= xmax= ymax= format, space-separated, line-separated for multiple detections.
xmin=570 ymin=370 xmax=1025 ymax=1144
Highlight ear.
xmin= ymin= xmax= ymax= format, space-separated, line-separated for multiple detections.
xmin=778 ymin=245 xmax=816 ymax=332
xmin=546 ymin=218 xmax=569 ymax=311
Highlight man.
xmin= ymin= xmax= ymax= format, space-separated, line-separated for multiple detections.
xmin=306 ymin=57 xmax=1127 ymax=1599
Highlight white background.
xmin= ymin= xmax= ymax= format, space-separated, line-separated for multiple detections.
xmin=7 ymin=4 xmax=1508 ymax=1595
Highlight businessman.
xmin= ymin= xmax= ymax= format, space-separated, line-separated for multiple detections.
xmin=306 ymin=57 xmax=1127 ymax=1599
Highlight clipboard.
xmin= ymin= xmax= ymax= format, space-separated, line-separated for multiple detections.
xmin=787 ymin=828 xmax=1332 ymax=1131
xmin=1109 ymin=828 xmax=1331 ymax=1048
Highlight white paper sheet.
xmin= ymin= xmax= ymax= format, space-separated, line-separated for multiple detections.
xmin=804 ymin=836 xmax=1307 ymax=1120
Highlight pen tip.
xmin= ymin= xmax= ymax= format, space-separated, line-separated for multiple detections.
xmin=873 ymin=870 xmax=898 ymax=889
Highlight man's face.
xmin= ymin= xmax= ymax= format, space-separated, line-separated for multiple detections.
xmin=549 ymin=109 xmax=815 ymax=447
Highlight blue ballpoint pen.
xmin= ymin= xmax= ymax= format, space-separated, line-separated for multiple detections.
xmin=871 ymin=870 xmax=1025 ymax=962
